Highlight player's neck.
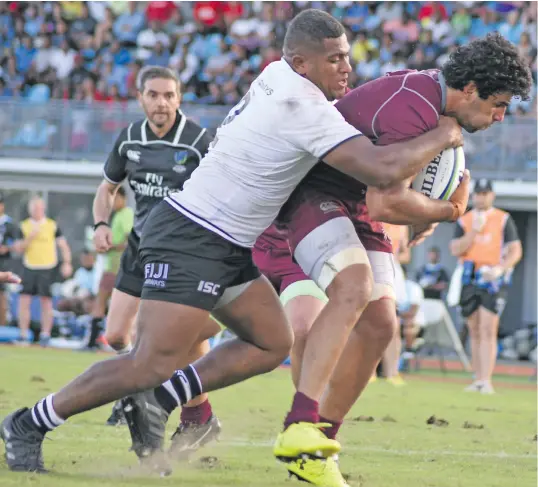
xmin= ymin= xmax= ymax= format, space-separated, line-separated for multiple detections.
xmin=148 ymin=120 xmax=175 ymax=139
xmin=444 ymin=87 xmax=462 ymax=116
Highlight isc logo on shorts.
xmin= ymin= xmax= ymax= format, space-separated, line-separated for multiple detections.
xmin=144 ymin=263 xmax=169 ymax=288
xmin=197 ymin=280 xmax=221 ymax=296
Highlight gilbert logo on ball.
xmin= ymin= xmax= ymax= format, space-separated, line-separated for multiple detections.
xmin=412 ymin=147 xmax=466 ymax=200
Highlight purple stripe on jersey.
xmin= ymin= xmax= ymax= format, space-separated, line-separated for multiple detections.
xmin=164 ymin=197 xmax=250 ymax=247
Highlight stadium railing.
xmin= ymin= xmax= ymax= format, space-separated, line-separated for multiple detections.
xmin=0 ymin=99 xmax=536 ymax=182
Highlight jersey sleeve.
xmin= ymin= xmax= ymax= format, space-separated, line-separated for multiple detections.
xmin=55 ymin=225 xmax=63 ymax=238
xmin=285 ymin=97 xmax=361 ymax=159
xmin=103 ymin=128 xmax=129 ymax=184
xmin=503 ymin=215 xmax=519 ymax=243
xmin=453 ymin=221 xmax=464 ymax=239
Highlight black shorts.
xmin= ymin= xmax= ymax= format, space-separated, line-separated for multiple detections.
xmin=139 ymin=200 xmax=260 ymax=311
xmin=20 ymin=267 xmax=55 ymax=297
xmin=115 ymin=231 xmax=144 ymax=298
xmin=460 ymin=284 xmax=508 ymax=318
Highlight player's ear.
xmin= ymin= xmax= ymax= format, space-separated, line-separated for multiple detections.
xmin=291 ymin=53 xmax=308 ymax=75
xmin=136 ymin=90 xmax=143 ymax=106
xmin=462 ymin=81 xmax=478 ymax=99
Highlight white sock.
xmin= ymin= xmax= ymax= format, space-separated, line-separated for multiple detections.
xmin=31 ymin=394 xmax=65 ymax=433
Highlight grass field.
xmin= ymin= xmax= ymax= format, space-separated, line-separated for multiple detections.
xmin=0 ymin=346 xmax=536 ymax=487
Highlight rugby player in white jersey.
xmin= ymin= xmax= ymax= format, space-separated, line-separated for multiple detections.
xmin=2 ymin=9 xmax=463 ymax=475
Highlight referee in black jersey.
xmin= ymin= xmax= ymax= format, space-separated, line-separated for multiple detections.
xmin=90 ymin=66 xmax=221 ymax=455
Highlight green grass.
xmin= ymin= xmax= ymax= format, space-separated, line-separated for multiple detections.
xmin=0 ymin=346 xmax=536 ymax=487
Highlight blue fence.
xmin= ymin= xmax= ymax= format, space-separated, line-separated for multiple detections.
xmin=0 ymin=99 xmax=535 ymax=181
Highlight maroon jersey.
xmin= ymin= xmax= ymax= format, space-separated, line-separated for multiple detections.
xmin=302 ymin=69 xmax=445 ymax=199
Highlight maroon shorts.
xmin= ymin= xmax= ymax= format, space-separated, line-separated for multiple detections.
xmin=280 ymin=185 xmax=393 ymax=254
xmin=253 ymin=234 xmax=309 ymax=295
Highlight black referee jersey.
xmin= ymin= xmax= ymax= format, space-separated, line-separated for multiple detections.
xmin=103 ymin=109 xmax=213 ymax=237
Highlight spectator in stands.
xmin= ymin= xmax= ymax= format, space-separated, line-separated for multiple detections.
xmin=50 ymin=38 xmax=76 ymax=80
xmin=416 ymin=247 xmax=450 ymax=300
xmin=0 ymin=192 xmax=18 ymax=326
xmin=13 ymin=196 xmax=72 ymax=346
xmin=0 ymin=1 xmax=535 ymax=108
xmin=57 ymin=250 xmax=96 ymax=316
xmin=113 ymin=2 xmax=145 ymax=46
xmin=451 ymin=6 xmax=472 ymax=38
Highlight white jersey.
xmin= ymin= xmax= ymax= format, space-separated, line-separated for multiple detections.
xmin=166 ymin=59 xmax=361 ymax=247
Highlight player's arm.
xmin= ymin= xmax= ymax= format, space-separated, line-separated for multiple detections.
xmin=94 ymin=129 xmax=128 ymax=252
xmin=366 ymin=170 xmax=470 ymax=224
xmin=323 ymin=116 xmax=463 ymax=189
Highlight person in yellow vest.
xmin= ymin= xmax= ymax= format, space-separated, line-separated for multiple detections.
xmin=13 ymin=197 xmax=73 ymax=346
xmin=379 ymin=223 xmax=410 ymax=386
xmin=450 ymin=179 xmax=522 ymax=394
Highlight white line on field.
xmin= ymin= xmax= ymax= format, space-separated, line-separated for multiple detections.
xmin=223 ymin=439 xmax=536 ymax=460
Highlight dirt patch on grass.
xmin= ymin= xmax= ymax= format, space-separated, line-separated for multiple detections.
xmin=351 ymin=415 xmax=375 ymax=422
xmin=463 ymin=421 xmax=485 ymax=430
xmin=426 ymin=415 xmax=449 ymax=427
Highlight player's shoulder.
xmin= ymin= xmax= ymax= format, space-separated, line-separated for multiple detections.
xmin=258 ymin=60 xmax=328 ymax=105
xmin=403 ymin=69 xmax=443 ymax=98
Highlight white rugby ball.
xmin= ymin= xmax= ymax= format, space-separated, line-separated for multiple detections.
xmin=411 ymin=147 xmax=465 ymax=200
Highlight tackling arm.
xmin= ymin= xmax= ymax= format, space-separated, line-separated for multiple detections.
xmin=366 ymin=171 xmax=470 ymax=224
xmin=324 ymin=116 xmax=462 ymax=189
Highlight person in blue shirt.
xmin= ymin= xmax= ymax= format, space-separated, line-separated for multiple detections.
xmin=113 ymin=2 xmax=145 ymax=47
xmin=416 ymin=247 xmax=449 ymax=300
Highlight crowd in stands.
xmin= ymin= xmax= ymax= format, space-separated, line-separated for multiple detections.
xmin=0 ymin=1 xmax=536 ymax=114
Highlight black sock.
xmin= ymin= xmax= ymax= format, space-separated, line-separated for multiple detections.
xmin=154 ymin=365 xmax=203 ymax=415
xmin=87 ymin=317 xmax=102 ymax=348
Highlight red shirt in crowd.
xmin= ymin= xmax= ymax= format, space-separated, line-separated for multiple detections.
xmin=146 ymin=1 xmax=177 ymax=23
